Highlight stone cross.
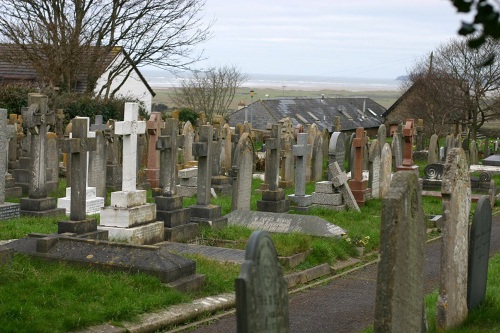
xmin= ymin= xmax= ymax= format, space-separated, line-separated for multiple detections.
xmin=146 ymin=112 xmax=164 ymax=170
xmin=22 ymin=93 xmax=55 ymax=199
xmin=266 ymin=124 xmax=281 ymax=191
xmin=193 ymin=125 xmax=213 ymax=206
xmin=157 ymin=118 xmax=184 ymax=196
xmin=352 ymin=127 xmax=367 ymax=182
xmin=114 ymin=103 xmax=146 ymax=192
xmin=401 ymin=119 xmax=414 ymax=167
xmin=0 ymin=109 xmax=9 ymax=204
xmin=90 ymin=115 xmax=107 ymax=132
xmin=329 ymin=162 xmax=360 ymax=212
xmin=61 ymin=117 xmax=97 ymax=221
xmin=293 ymin=133 xmax=311 ymax=197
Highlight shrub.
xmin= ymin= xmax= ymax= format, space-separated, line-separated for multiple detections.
xmin=178 ymin=107 xmax=199 ymax=125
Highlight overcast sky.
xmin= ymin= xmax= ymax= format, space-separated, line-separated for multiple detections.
xmin=192 ymin=0 xmax=469 ymax=79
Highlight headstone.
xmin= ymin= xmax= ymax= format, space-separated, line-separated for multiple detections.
xmin=88 ymin=130 xmax=107 ymax=198
xmin=305 ymin=124 xmax=318 ymax=181
xmin=236 ymin=231 xmax=290 ymax=333
xmin=368 ymin=139 xmax=381 ymax=199
xmin=19 ymin=94 xmax=65 ymax=217
xmin=346 ymin=132 xmax=355 ymax=173
xmin=155 ymin=118 xmax=196 ymax=242
xmin=374 ymin=171 xmax=426 ymax=332
xmin=279 ymin=134 xmax=294 ymax=188
xmin=428 ymin=134 xmax=439 ymax=164
xmin=231 ymin=133 xmax=255 ymax=211
xmin=444 ymin=134 xmax=454 ymax=161
xmin=5 ymin=116 xmax=22 ymax=199
xmin=467 ymin=195 xmax=492 ymax=311
xmin=311 ymin=134 xmax=323 ymax=181
xmin=7 ymin=114 xmax=19 ymax=170
xmin=436 ymin=148 xmax=470 ymax=331
xmin=482 ymin=154 xmax=500 ymax=166
xmin=0 ymin=109 xmax=20 ymax=219
xmin=182 ymin=121 xmax=195 ymax=167
xmin=378 ymin=142 xmax=393 ymax=200
xmin=45 ymin=132 xmax=59 ymax=193
xmin=415 ymin=118 xmax=424 ymax=151
xmin=257 ymin=124 xmax=290 ymax=213
xmin=348 ymin=128 xmax=370 ymax=205
xmin=189 ymin=124 xmax=228 ymax=228
xmin=396 ymin=119 xmax=419 ymax=174
xmin=221 ymin=123 xmax=232 ymax=174
xmin=377 ymin=124 xmax=387 ymax=147
xmin=57 ymin=117 xmax=100 ymax=235
xmin=99 ymin=103 xmax=164 ymax=245
xmin=288 ymin=133 xmax=312 ymax=211
xmin=104 ymin=119 xmax=123 ymax=191
xmin=90 ymin=115 xmax=107 ymax=132
xmin=328 ymin=132 xmax=346 ymax=179
xmin=392 ymin=132 xmax=403 ymax=168
xmin=145 ymin=112 xmax=164 ymax=188
xmin=55 ymin=109 xmax=66 ymax=139
xmin=330 ymin=162 xmax=360 ymax=212
xmin=470 ymin=139 xmax=478 ymax=165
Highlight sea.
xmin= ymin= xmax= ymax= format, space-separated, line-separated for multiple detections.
xmin=140 ymin=68 xmax=402 ymax=92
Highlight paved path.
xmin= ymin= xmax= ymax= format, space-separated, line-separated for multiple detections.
xmin=179 ymin=216 xmax=500 ymax=333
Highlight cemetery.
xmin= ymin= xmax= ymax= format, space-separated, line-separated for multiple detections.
xmin=1 ymin=94 xmax=500 ymax=332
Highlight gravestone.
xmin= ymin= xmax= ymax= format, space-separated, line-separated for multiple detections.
xmin=328 ymin=132 xmax=346 ymax=179
xmin=88 ymin=130 xmax=107 ymax=198
xmin=55 ymin=109 xmax=66 ymax=139
xmin=374 ymin=171 xmax=426 ymax=332
xmin=379 ymin=143 xmax=392 ymax=199
xmin=0 ymin=109 xmax=20 ymax=219
xmin=5 ymin=116 xmax=22 ymax=198
xmin=189 ymin=124 xmax=228 ymax=228
xmin=8 ymin=114 xmax=19 ymax=170
xmin=235 ymin=230 xmax=290 ymax=333
xmin=467 ymin=195 xmax=492 ymax=311
xmin=311 ymin=133 xmax=323 ymax=181
xmin=396 ymin=119 xmax=419 ymax=175
xmin=257 ymin=124 xmax=290 ymax=213
xmin=368 ymin=139 xmax=381 ymax=199
xmin=415 ymin=118 xmax=424 ymax=151
xmin=436 ymin=148 xmax=470 ymax=331
xmin=90 ymin=115 xmax=107 ymax=132
xmin=444 ymin=134 xmax=454 ymax=161
xmin=348 ymin=128 xmax=370 ymax=206
xmin=45 ymin=132 xmax=59 ymax=193
xmin=482 ymin=154 xmax=500 ymax=166
xmin=145 ymin=112 xmax=164 ymax=188
xmin=182 ymin=121 xmax=195 ymax=167
xmin=221 ymin=123 xmax=232 ymax=174
xmin=288 ymin=133 xmax=312 ymax=211
xmin=20 ymin=94 xmax=65 ymax=217
xmin=330 ymin=162 xmax=360 ymax=212
xmin=470 ymin=139 xmax=478 ymax=165
xmin=392 ymin=132 xmax=403 ymax=169
xmin=428 ymin=134 xmax=439 ymax=164
xmin=305 ymin=124 xmax=318 ymax=181
xmin=279 ymin=133 xmax=295 ymax=188
xmin=346 ymin=132 xmax=355 ymax=173
xmin=155 ymin=118 xmax=196 ymax=242
xmin=321 ymin=128 xmax=330 ymax=162
xmin=377 ymin=124 xmax=387 ymax=147
xmin=58 ymin=117 xmax=100 ymax=235
xmin=99 ymin=103 xmax=164 ymax=245
xmin=57 ymin=117 xmax=105 ymax=216
xmin=231 ymin=133 xmax=255 ymax=211
xmin=105 ymin=119 xmax=123 ymax=191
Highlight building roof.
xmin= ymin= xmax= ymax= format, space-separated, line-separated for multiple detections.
xmin=228 ymin=97 xmax=386 ymax=132
xmin=0 ymin=44 xmax=155 ymax=96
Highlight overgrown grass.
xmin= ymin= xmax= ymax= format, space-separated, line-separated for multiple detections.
xmin=0 ymin=215 xmax=61 ymax=240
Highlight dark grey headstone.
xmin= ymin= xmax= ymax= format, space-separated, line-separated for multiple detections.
xmin=236 ymin=231 xmax=289 ymax=333
xmin=374 ymin=171 xmax=426 ymax=332
xmin=483 ymin=154 xmax=500 ymax=166
xmin=467 ymin=195 xmax=492 ymax=311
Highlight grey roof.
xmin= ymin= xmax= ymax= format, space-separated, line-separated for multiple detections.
xmin=228 ymin=97 xmax=386 ymax=132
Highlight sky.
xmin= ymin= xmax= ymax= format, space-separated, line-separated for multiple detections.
xmin=189 ymin=0 xmax=471 ymax=80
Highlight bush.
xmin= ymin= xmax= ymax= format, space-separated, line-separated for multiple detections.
xmin=178 ymin=107 xmax=199 ymax=125
xmin=0 ymin=82 xmax=46 ymax=113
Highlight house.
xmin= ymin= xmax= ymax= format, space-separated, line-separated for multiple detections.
xmin=0 ymin=45 xmax=155 ymax=113
xmin=228 ymin=96 xmax=386 ymax=135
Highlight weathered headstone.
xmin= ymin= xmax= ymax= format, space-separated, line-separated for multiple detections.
xmin=55 ymin=109 xmax=66 ymax=139
xmin=330 ymin=162 xmax=360 ymax=212
xmin=396 ymin=119 xmax=419 ymax=175
xmin=392 ymin=132 xmax=403 ymax=168
xmin=155 ymin=118 xmax=196 ymax=242
xmin=20 ymin=94 xmax=65 ymax=217
xmin=428 ymin=134 xmax=439 ymax=164
xmin=58 ymin=117 xmax=99 ymax=235
xmin=90 ymin=115 xmax=107 ymax=132
xmin=469 ymin=139 xmax=478 ymax=165
xmin=45 ymin=132 xmax=59 ymax=193
xmin=231 ymin=133 xmax=255 ymax=211
xmin=99 ymin=103 xmax=164 ymax=245
xmin=105 ymin=119 xmax=123 ymax=191
xmin=236 ymin=230 xmax=290 ymax=333
xmin=189 ymin=124 xmax=228 ymax=228
xmin=145 ymin=112 xmax=164 ymax=188
xmin=88 ymin=130 xmax=107 ymax=198
xmin=311 ymin=133 xmax=323 ymax=181
xmin=415 ymin=118 xmax=424 ymax=151
xmin=436 ymin=148 xmax=470 ymax=331
xmin=182 ymin=121 xmax=195 ymax=167
xmin=328 ymin=132 xmax=346 ymax=179
xmin=379 ymin=143 xmax=392 ymax=199
xmin=368 ymin=139 xmax=381 ymax=199
xmin=0 ymin=109 xmax=20 ymax=219
xmin=221 ymin=123 xmax=232 ymax=175
xmin=467 ymin=195 xmax=492 ymax=311
xmin=374 ymin=171 xmax=426 ymax=332
xmin=279 ymin=134 xmax=294 ymax=188
xmin=348 ymin=128 xmax=370 ymax=206
xmin=288 ymin=133 xmax=312 ymax=211
xmin=346 ymin=132 xmax=355 ymax=173
xmin=377 ymin=124 xmax=387 ymax=148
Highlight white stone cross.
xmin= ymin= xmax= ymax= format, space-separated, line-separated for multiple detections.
xmin=114 ymin=103 xmax=146 ymax=192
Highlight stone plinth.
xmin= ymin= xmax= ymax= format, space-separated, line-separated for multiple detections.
xmin=20 ymin=197 xmax=66 ymax=217
xmin=257 ymin=188 xmax=290 ymax=213
xmin=211 ymin=175 xmax=232 ymax=196
xmin=156 ymin=195 xmax=197 ymax=242
xmin=189 ymin=204 xmax=228 ymax=229
xmin=287 ymin=194 xmax=312 ymax=212
xmin=57 ymin=187 xmax=104 ymax=216
xmin=177 ymin=167 xmax=198 ymax=197
xmin=349 ymin=179 xmax=369 ymax=206
xmin=311 ymin=180 xmax=345 ymax=211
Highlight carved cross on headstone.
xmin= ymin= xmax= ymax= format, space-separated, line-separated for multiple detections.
xmin=114 ymin=103 xmax=146 ymax=192
xmin=22 ymin=94 xmax=55 ymax=199
xmin=62 ymin=117 xmax=97 ymax=221
xmin=402 ymin=119 xmax=415 ymax=167
xmin=193 ymin=125 xmax=212 ymax=206
xmin=157 ymin=118 xmax=184 ymax=196
xmin=352 ymin=127 xmax=367 ymax=182
xmin=329 ymin=162 xmax=360 ymax=212
xmin=293 ymin=133 xmax=311 ymax=197
xmin=90 ymin=115 xmax=107 ymax=132
xmin=266 ymin=124 xmax=281 ymax=191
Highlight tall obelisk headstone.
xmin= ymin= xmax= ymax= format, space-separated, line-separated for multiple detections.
xmin=20 ymin=94 xmax=65 ymax=216
xmin=349 ymin=127 xmax=370 ymax=205
xmin=288 ymin=133 xmax=312 ymax=211
xmin=145 ymin=112 xmax=164 ymax=188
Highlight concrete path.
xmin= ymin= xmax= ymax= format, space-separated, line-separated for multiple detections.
xmin=179 ymin=215 xmax=500 ymax=333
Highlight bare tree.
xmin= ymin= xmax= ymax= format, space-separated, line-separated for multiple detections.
xmin=171 ymin=65 xmax=248 ymax=123
xmin=404 ymin=37 xmax=500 ymax=139
xmin=0 ymin=0 xmax=212 ymax=98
